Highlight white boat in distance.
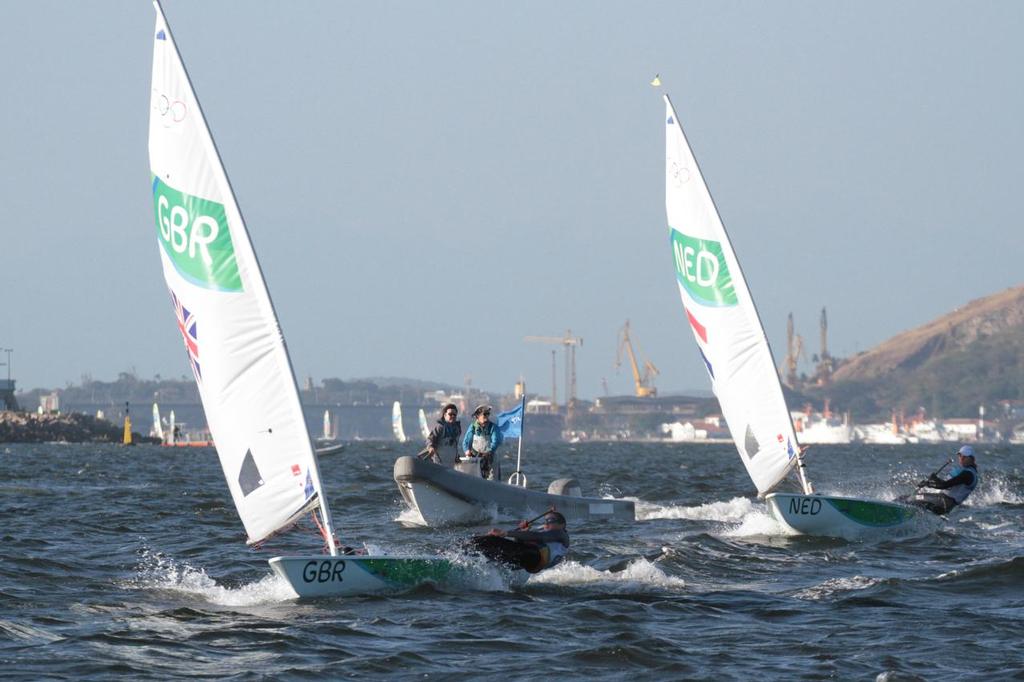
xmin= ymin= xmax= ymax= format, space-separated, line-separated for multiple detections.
xmin=661 ymin=92 xmax=923 ymax=538
xmin=150 ymin=403 xmax=165 ymax=442
xmin=148 ymin=1 xmax=454 ymax=596
xmin=314 ymin=409 xmax=345 ymax=456
xmin=418 ymin=408 xmax=430 ymax=440
xmin=392 ymin=402 xmax=408 ymax=443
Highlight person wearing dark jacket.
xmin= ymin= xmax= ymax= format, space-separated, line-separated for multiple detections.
xmin=469 ymin=511 xmax=569 ymax=573
xmin=420 ymin=403 xmax=461 ymax=465
xmin=911 ymin=445 xmax=980 ymax=515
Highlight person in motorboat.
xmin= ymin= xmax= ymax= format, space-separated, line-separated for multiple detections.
xmin=419 ymin=403 xmax=461 ymax=465
xmin=909 ymin=445 xmax=980 ymax=515
xmin=468 ymin=511 xmax=569 ymax=573
xmin=461 ymin=404 xmax=501 ymax=480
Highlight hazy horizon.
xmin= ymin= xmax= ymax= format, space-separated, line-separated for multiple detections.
xmin=4 ymin=1 xmax=1023 ymax=401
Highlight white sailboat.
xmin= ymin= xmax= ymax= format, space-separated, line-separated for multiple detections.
xmin=148 ymin=1 xmax=453 ymax=596
xmin=417 ymin=408 xmax=430 ymax=441
xmin=151 ymin=403 xmax=165 ymax=442
xmin=392 ymin=401 xmax=408 ymax=443
xmin=661 ymin=93 xmax=919 ymax=538
xmin=311 ymin=409 xmax=344 ymax=456
xmin=314 ymin=409 xmax=344 ymax=457
xmin=323 ymin=410 xmax=333 ymax=441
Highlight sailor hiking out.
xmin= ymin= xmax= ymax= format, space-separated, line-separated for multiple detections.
xmin=462 ymin=404 xmax=502 ymax=480
xmin=910 ymin=445 xmax=980 ymax=515
xmin=468 ymin=511 xmax=569 ymax=573
xmin=419 ymin=403 xmax=461 ymax=465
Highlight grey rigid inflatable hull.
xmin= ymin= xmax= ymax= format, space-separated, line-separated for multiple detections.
xmin=393 ymin=455 xmax=636 ymax=527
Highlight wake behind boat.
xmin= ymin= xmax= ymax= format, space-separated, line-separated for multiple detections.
xmin=660 ymin=92 xmax=923 ymax=539
xmin=148 ymin=1 xmax=455 ymax=597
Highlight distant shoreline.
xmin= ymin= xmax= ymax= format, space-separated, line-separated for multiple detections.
xmin=0 ymin=411 xmax=157 ymax=444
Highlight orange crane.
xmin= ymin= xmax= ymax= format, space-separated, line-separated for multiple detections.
xmin=524 ymin=330 xmax=582 ymax=427
xmin=616 ymin=320 xmax=659 ymax=398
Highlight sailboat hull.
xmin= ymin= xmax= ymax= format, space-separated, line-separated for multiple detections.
xmin=394 ymin=455 xmax=636 ymax=527
xmin=269 ymin=555 xmax=455 ymax=598
xmin=766 ymin=493 xmax=924 ymax=539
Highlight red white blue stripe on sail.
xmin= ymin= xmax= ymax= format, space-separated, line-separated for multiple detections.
xmin=170 ymin=289 xmax=201 ymax=383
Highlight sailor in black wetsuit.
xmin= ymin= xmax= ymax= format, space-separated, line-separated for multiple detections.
xmin=911 ymin=445 xmax=980 ymax=515
xmin=469 ymin=511 xmax=569 ymax=573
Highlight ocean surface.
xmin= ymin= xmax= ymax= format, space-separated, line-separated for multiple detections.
xmin=0 ymin=441 xmax=1021 ymax=680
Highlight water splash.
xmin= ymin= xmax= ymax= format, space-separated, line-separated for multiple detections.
xmin=127 ymin=550 xmax=298 ymax=605
xmin=394 ymin=506 xmax=426 ymax=526
xmin=527 ymin=558 xmax=686 ymax=592
xmin=634 ymin=496 xmax=756 ymax=522
xmin=964 ymin=475 xmax=1023 ymax=506
xmin=793 ymin=575 xmax=881 ymax=601
xmin=720 ymin=508 xmax=795 ymax=538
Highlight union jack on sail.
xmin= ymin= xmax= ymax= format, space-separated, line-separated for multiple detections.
xmin=170 ymin=289 xmax=201 ymax=383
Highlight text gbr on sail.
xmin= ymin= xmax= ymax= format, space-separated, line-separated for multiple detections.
xmin=151 ymin=179 xmax=242 ymax=292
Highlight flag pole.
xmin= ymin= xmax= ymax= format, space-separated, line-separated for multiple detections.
xmin=514 ymin=394 xmax=525 ymax=478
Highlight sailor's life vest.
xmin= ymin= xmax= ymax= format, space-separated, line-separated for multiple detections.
xmin=472 ymin=433 xmax=491 ymax=453
xmin=545 ymin=542 xmax=568 ymax=568
xmin=945 ymin=464 xmax=978 ymax=504
xmin=469 ymin=422 xmax=497 ymax=454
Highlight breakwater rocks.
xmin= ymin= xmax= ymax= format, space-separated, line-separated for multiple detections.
xmin=0 ymin=411 xmax=156 ymax=444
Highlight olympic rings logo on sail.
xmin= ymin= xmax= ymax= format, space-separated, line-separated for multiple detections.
xmin=153 ymin=90 xmax=187 ymax=127
xmin=669 ymin=160 xmax=691 ymax=187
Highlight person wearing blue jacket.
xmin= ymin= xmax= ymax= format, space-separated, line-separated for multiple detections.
xmin=462 ymin=404 xmax=501 ymax=480
xmin=912 ymin=445 xmax=980 ymax=515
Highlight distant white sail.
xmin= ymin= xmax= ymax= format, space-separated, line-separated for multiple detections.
xmin=149 ymin=2 xmax=333 ymax=544
xmin=322 ymin=410 xmax=332 ymax=440
xmin=169 ymin=410 xmax=176 ymax=445
xmin=392 ymin=402 xmax=408 ymax=443
xmin=418 ymin=408 xmax=430 ymax=440
xmin=151 ymin=403 xmax=165 ymax=441
xmin=663 ymin=94 xmax=799 ymax=495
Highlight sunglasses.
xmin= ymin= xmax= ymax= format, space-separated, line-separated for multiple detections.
xmin=445 ymin=411 xmax=457 ymax=416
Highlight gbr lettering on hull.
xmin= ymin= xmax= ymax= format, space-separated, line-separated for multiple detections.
xmin=302 ymin=559 xmax=346 ymax=583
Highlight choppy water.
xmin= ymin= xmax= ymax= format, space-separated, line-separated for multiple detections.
xmin=0 ymin=441 xmax=1021 ymax=679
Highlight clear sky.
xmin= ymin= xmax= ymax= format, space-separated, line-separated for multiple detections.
xmin=3 ymin=1 xmax=1023 ymax=401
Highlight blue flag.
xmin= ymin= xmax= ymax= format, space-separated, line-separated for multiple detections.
xmin=496 ymin=401 xmax=524 ymax=440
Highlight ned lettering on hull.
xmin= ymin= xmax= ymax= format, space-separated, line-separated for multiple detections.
xmin=788 ymin=497 xmax=822 ymax=515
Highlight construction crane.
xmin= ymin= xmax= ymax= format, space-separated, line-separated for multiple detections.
xmin=817 ymin=307 xmax=833 ymax=386
xmin=524 ymin=330 xmax=582 ymax=427
xmin=781 ymin=312 xmax=806 ymax=388
xmin=615 ymin=320 xmax=659 ymax=398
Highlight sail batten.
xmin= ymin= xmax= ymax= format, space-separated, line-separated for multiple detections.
xmin=663 ymin=94 xmax=801 ymax=495
xmin=148 ymin=1 xmax=336 ymax=548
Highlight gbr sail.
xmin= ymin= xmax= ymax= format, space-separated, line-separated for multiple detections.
xmin=148 ymin=2 xmax=333 ymax=544
xmin=663 ymin=94 xmax=800 ymax=495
